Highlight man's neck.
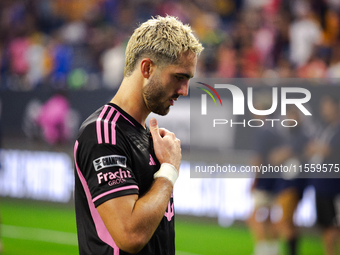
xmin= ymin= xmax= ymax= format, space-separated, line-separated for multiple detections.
xmin=110 ymin=76 xmax=150 ymax=128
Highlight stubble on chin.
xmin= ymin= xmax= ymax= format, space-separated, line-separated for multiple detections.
xmin=142 ymin=76 xmax=170 ymax=116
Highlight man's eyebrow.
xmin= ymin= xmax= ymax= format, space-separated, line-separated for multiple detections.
xmin=176 ymin=73 xmax=193 ymax=79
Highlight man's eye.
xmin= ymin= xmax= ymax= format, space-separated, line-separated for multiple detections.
xmin=176 ymin=76 xmax=184 ymax=81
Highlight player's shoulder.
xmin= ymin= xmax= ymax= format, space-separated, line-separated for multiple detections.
xmin=77 ymin=103 xmax=139 ymax=146
xmin=77 ymin=105 xmax=105 ymax=142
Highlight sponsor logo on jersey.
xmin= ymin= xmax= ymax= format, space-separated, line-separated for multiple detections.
xmin=93 ymin=155 xmax=127 ymax=171
xmin=97 ymin=168 xmax=132 ymax=186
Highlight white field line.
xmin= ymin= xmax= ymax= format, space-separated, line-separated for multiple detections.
xmin=1 ymin=224 xmax=78 ymax=246
xmin=1 ymin=224 xmax=203 ymax=255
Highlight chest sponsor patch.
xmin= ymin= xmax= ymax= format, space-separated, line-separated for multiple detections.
xmin=93 ymin=155 xmax=127 ymax=171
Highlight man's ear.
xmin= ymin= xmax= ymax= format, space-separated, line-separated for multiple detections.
xmin=140 ymin=58 xmax=155 ymax=78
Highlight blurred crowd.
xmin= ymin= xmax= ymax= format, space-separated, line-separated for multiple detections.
xmin=1 ymin=0 xmax=340 ymax=91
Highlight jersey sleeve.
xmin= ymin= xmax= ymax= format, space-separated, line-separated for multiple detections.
xmin=76 ymin=140 xmax=139 ymax=208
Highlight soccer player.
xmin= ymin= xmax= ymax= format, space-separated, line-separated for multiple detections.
xmin=269 ymin=106 xmax=310 ymax=255
xmin=248 ymin=96 xmax=282 ymax=255
xmin=74 ymin=16 xmax=203 ymax=255
xmin=307 ymin=95 xmax=340 ymax=255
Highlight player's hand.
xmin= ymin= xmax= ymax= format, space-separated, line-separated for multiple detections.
xmin=149 ymin=118 xmax=181 ymax=171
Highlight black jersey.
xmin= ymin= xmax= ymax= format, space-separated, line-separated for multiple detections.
xmin=74 ymin=103 xmax=175 ymax=255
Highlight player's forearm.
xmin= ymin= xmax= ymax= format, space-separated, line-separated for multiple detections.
xmin=129 ymin=178 xmax=173 ymax=248
xmin=108 ymin=177 xmax=173 ymax=253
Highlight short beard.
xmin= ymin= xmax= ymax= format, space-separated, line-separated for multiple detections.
xmin=143 ymin=75 xmax=170 ymax=116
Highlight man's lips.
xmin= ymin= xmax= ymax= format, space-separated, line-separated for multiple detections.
xmin=169 ymin=98 xmax=178 ymax=106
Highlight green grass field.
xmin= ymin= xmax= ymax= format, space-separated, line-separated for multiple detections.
xmin=0 ymin=198 xmax=324 ymax=255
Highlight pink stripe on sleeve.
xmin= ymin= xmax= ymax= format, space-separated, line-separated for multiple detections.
xmin=93 ymin=185 xmax=139 ymax=203
xmin=74 ymin=141 xmax=120 ymax=254
xmin=104 ymin=108 xmax=115 ymax=144
xmin=111 ymin=112 xmax=120 ymax=145
xmin=96 ymin=105 xmax=109 ymax=144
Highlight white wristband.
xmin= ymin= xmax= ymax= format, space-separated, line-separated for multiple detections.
xmin=154 ymin=163 xmax=179 ymax=186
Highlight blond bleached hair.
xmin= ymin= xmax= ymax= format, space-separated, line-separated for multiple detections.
xmin=124 ymin=15 xmax=203 ymax=76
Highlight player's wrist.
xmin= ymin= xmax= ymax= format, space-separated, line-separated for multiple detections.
xmin=153 ymin=163 xmax=179 ymax=186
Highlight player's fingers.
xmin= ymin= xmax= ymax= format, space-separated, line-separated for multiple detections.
xmin=149 ymin=118 xmax=161 ymax=141
xmin=159 ymin=128 xmax=174 ymax=138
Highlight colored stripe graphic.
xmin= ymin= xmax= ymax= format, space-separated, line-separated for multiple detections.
xmin=197 ymin=82 xmax=223 ymax=106
xmin=197 ymin=87 xmax=216 ymax=105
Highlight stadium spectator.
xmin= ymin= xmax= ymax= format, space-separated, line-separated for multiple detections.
xmin=327 ymin=43 xmax=340 ymax=81
xmin=288 ymin=1 xmax=322 ymax=67
xmin=8 ymin=36 xmax=30 ymax=76
xmin=100 ymin=34 xmax=125 ymax=89
xmin=50 ymin=34 xmax=74 ymax=89
xmin=25 ymin=32 xmax=48 ymax=88
xmin=216 ymin=38 xmax=237 ymax=78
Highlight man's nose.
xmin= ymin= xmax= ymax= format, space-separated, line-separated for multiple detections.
xmin=177 ymin=81 xmax=189 ymax=97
